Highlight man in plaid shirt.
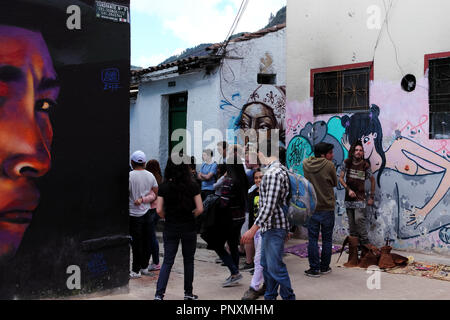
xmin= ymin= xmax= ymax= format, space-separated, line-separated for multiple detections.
xmin=241 ymin=143 xmax=295 ymax=300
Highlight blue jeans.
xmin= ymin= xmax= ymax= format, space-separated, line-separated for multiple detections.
xmin=260 ymin=229 xmax=295 ymax=300
xmin=307 ymin=211 xmax=335 ymax=271
xmin=156 ymin=230 xmax=197 ymax=297
xmin=149 ymin=209 xmax=160 ymax=265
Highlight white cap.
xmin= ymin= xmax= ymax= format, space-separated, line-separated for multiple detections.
xmin=131 ymin=150 xmax=146 ymax=164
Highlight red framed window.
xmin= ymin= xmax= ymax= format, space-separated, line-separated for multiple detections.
xmin=425 ymin=52 xmax=450 ymax=139
xmin=311 ymin=62 xmax=373 ymax=115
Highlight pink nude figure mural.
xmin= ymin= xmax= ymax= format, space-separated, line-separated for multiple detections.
xmin=286 ymin=77 xmax=450 ymax=253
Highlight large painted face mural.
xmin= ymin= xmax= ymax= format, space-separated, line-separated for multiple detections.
xmin=286 ymin=77 xmax=450 ymax=254
xmin=0 ymin=26 xmax=59 ymax=259
xmin=224 ymin=85 xmax=286 ymax=151
xmin=0 ymin=0 xmax=130 ymax=299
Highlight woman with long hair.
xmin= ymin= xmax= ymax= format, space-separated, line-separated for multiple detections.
xmin=341 ymin=105 xmax=450 ymax=238
xmin=145 ymin=160 xmax=163 ymax=271
xmin=154 ymin=156 xmax=203 ymax=300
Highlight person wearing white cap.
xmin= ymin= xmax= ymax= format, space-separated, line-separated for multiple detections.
xmin=129 ymin=150 xmax=159 ymax=279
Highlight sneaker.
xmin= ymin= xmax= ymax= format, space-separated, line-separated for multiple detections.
xmin=129 ymin=271 xmax=141 ymax=279
xmin=149 ymin=264 xmax=161 ymax=271
xmin=154 ymin=295 xmax=163 ymax=300
xmin=140 ymin=269 xmax=155 ymax=276
xmin=241 ymin=287 xmax=259 ymax=300
xmin=184 ymin=293 xmax=199 ymax=300
xmin=240 ymin=262 xmax=254 ymax=272
xmin=320 ymin=267 xmax=332 ymax=275
xmin=304 ymin=269 xmax=321 ymax=278
xmin=222 ymin=273 xmax=243 ymax=287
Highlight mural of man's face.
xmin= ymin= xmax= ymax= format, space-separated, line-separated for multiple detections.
xmin=0 ymin=26 xmax=59 ymax=258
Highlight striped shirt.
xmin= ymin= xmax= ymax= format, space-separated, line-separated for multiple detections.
xmin=254 ymin=160 xmax=290 ymax=233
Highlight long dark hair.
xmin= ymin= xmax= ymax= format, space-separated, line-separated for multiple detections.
xmin=347 ymin=140 xmax=364 ymax=162
xmin=341 ymin=105 xmax=385 ymax=187
xmin=146 ymin=160 xmax=163 ymax=185
xmin=164 ymin=156 xmax=197 ymax=210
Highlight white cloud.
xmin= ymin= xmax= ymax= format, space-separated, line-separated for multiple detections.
xmin=136 ymin=54 xmax=167 ymax=68
xmin=131 ymin=0 xmax=286 ymax=46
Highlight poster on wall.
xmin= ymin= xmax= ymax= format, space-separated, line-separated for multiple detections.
xmin=0 ymin=0 xmax=130 ymax=298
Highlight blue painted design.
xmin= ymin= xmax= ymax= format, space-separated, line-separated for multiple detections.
xmin=102 ymin=68 xmax=120 ymax=91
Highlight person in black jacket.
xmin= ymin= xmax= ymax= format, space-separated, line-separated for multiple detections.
xmin=212 ymin=158 xmax=249 ymax=287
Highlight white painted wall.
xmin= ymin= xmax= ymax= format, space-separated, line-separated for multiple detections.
xmin=130 ymin=70 xmax=220 ymax=168
xmin=287 ymin=0 xmax=450 ymax=103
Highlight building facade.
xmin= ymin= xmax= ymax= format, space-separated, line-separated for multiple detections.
xmin=287 ymin=0 xmax=450 ymax=255
xmin=131 ymin=25 xmax=286 ymax=167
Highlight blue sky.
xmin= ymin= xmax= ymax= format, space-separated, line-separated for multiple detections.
xmin=130 ymin=0 xmax=286 ymax=68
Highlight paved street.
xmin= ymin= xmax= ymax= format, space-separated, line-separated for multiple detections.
xmin=72 ymin=233 xmax=450 ymax=300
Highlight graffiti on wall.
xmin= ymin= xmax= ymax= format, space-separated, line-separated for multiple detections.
xmin=286 ymin=79 xmax=450 ymax=253
xmin=220 ymin=84 xmax=287 ymax=148
xmin=0 ymin=0 xmax=130 ymax=298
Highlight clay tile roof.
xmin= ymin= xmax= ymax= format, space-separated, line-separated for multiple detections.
xmin=131 ymin=23 xmax=286 ymax=78
xmin=206 ymin=23 xmax=286 ymax=51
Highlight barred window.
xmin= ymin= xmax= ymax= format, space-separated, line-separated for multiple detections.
xmin=429 ymin=57 xmax=450 ymax=139
xmin=313 ymin=67 xmax=370 ymax=115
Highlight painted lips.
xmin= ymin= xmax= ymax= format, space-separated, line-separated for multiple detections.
xmin=0 ymin=211 xmax=33 ymax=224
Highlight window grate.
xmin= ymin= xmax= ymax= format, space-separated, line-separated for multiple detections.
xmin=313 ymin=67 xmax=370 ymax=115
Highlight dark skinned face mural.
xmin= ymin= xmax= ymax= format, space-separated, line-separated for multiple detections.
xmin=0 ymin=1 xmax=130 ymax=299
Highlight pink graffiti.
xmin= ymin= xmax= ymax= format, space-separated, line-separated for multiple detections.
xmin=287 ymin=115 xmax=303 ymax=133
xmin=399 ymin=115 xmax=428 ymax=140
xmin=435 ymin=140 xmax=450 ymax=159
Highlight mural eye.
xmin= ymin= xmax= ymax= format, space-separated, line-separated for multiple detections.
xmin=418 ymin=129 xmax=421 ymax=133
xmin=35 ymin=99 xmax=56 ymax=113
xmin=363 ymin=137 xmax=370 ymax=144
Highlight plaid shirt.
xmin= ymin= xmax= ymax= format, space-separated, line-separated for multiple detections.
xmin=254 ymin=160 xmax=290 ymax=233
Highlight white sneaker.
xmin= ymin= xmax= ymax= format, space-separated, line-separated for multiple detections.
xmin=140 ymin=268 xmax=155 ymax=276
xmin=130 ymin=271 xmax=141 ymax=279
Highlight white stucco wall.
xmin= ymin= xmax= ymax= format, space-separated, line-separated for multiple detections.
xmin=130 ymin=70 xmax=220 ymax=167
xmin=287 ymin=0 xmax=450 ymax=103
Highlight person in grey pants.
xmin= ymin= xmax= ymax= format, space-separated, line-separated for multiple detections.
xmin=339 ymin=141 xmax=376 ymax=245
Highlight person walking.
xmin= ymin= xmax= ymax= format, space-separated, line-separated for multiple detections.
xmin=241 ymin=143 xmax=295 ymax=300
xmin=145 ymin=159 xmax=164 ymax=271
xmin=154 ymin=156 xmax=203 ymax=300
xmin=210 ymin=159 xmax=248 ymax=287
xmin=339 ymin=141 xmax=376 ymax=245
xmin=129 ymin=151 xmax=159 ymax=279
xmin=302 ymin=143 xmax=338 ymax=277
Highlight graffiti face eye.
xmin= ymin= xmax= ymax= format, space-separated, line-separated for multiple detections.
xmin=418 ymin=129 xmax=421 ymax=133
xmin=363 ymin=137 xmax=370 ymax=144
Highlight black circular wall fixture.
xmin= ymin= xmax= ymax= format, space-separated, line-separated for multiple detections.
xmin=401 ymin=74 xmax=416 ymax=92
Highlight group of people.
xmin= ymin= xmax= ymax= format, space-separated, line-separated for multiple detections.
xmin=128 ymin=137 xmax=375 ymax=300
xmin=303 ymin=141 xmax=375 ymax=277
